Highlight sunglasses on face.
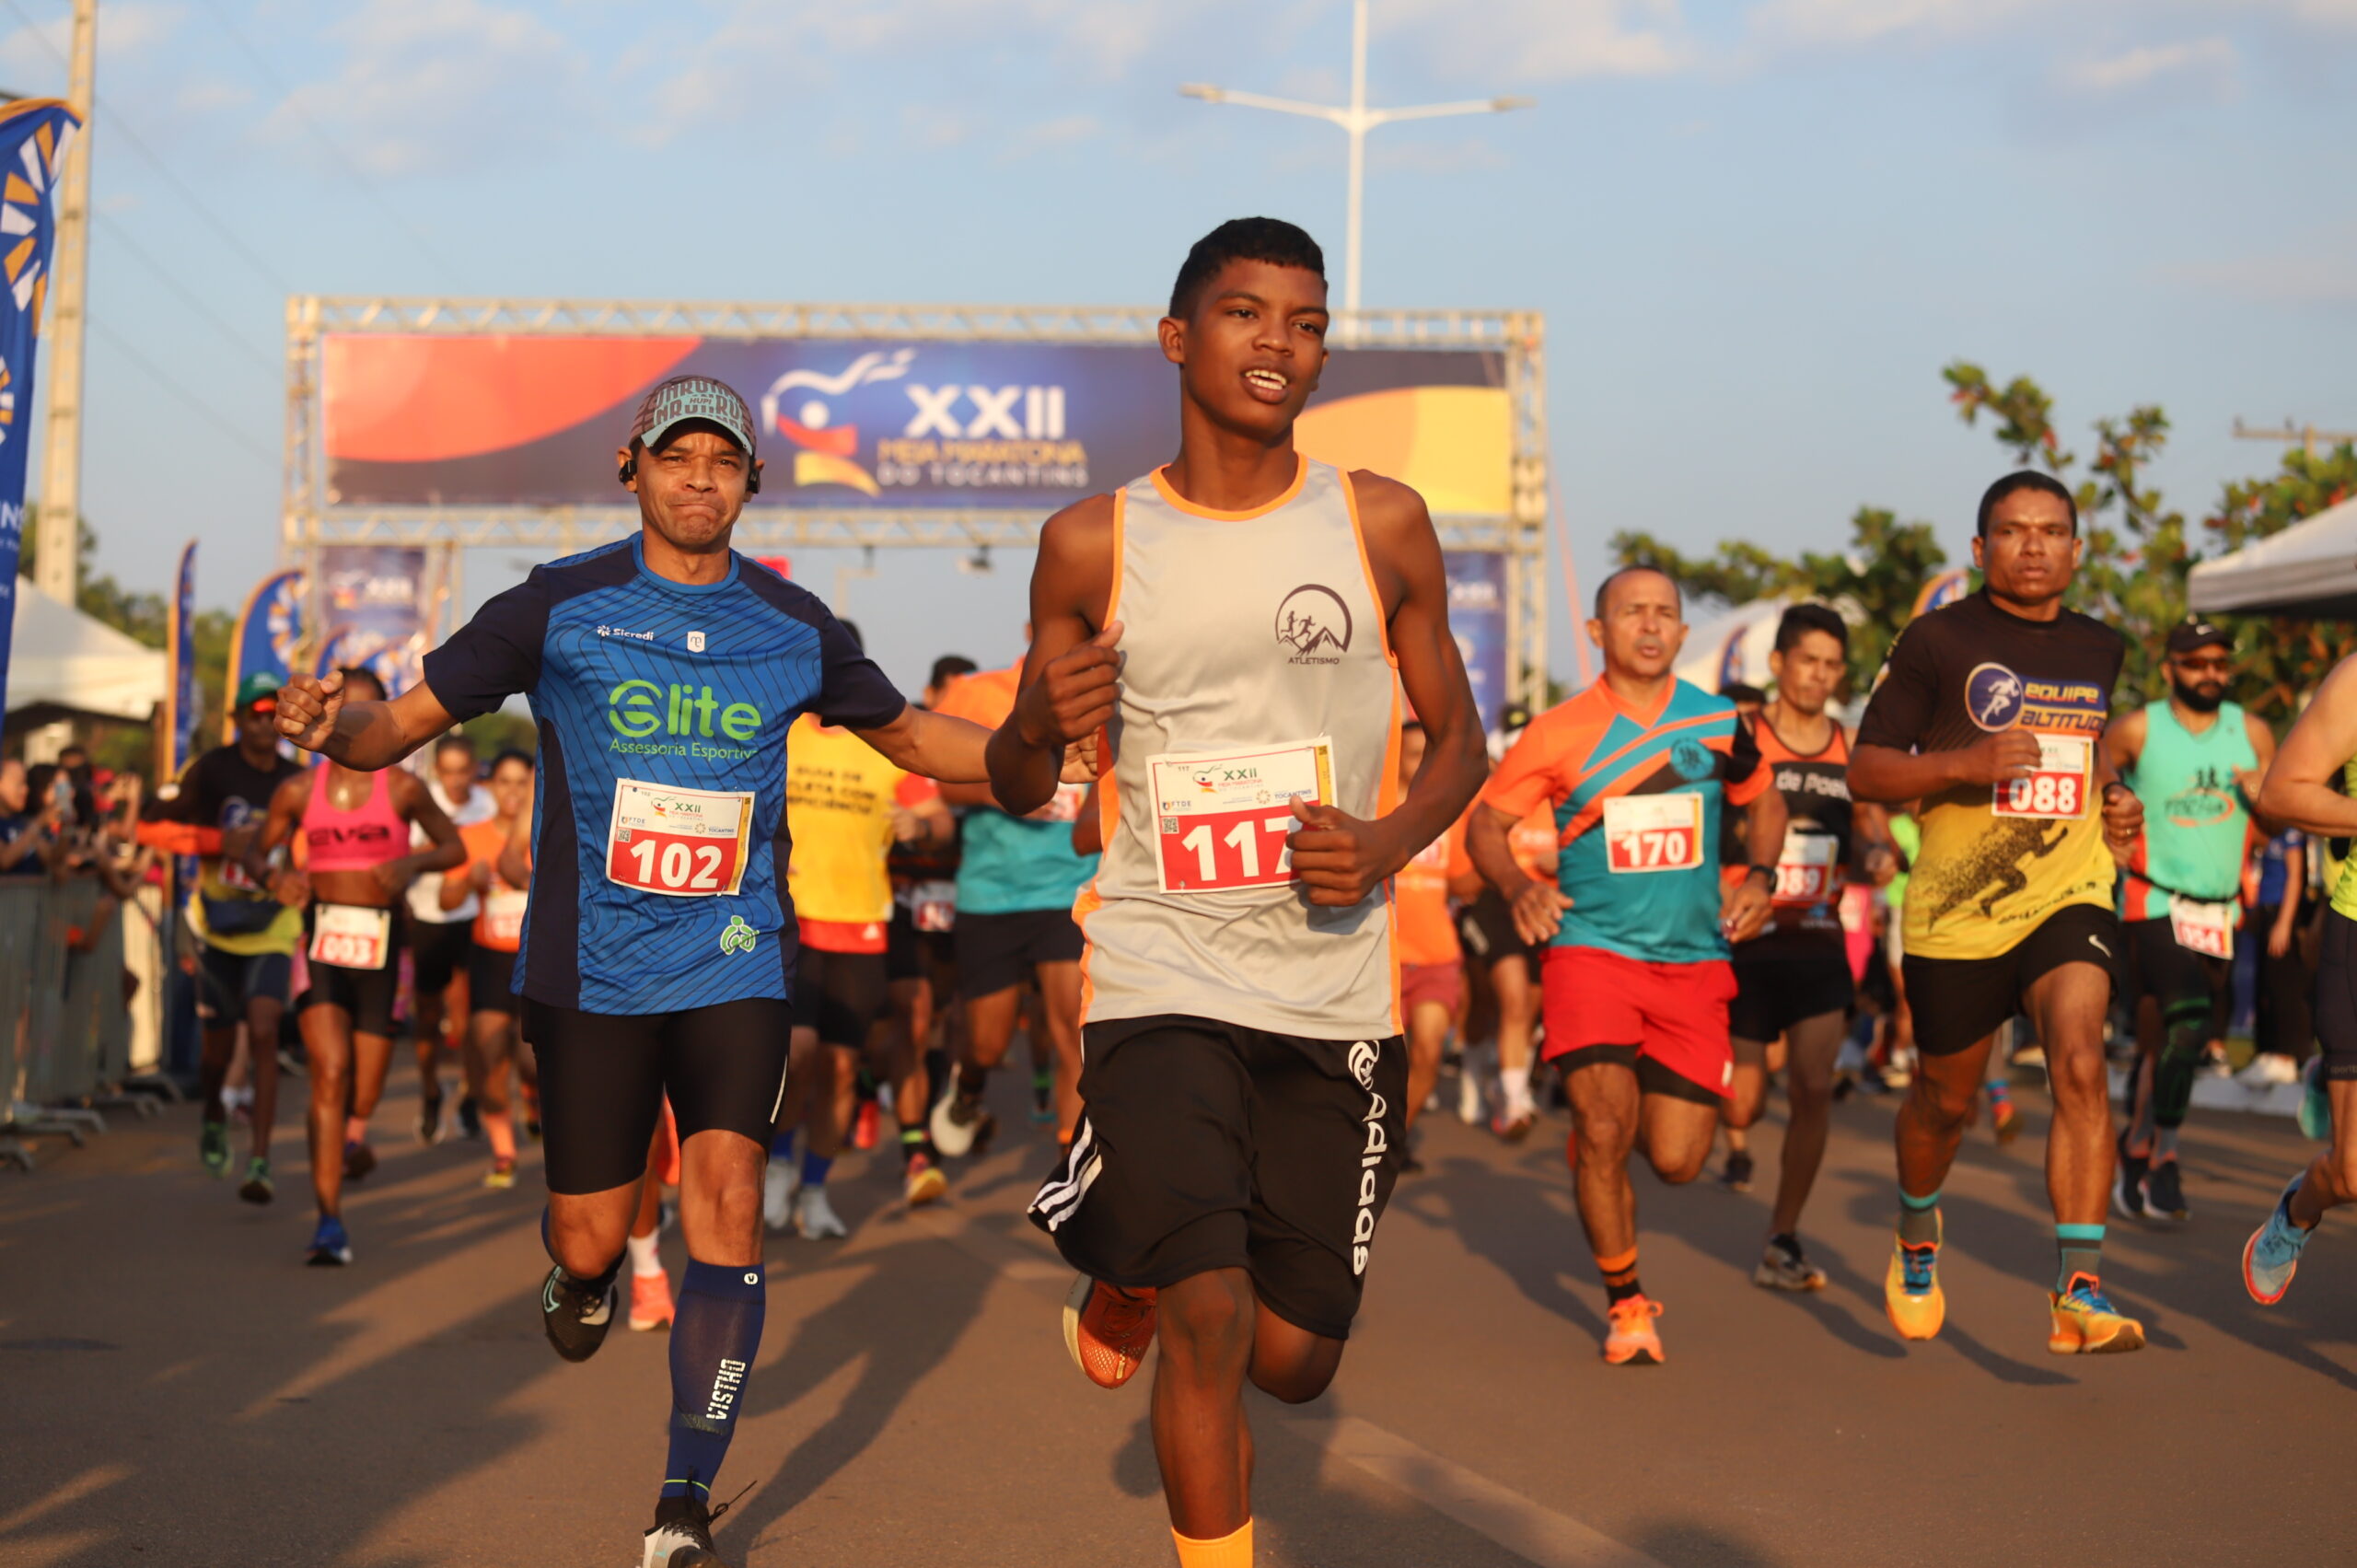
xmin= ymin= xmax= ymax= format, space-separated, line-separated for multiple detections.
xmin=2172 ymin=656 xmax=2230 ymax=674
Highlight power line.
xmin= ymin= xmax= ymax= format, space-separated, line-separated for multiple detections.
xmin=92 ymin=210 xmax=276 ymax=377
xmin=85 ymin=312 xmax=275 ymax=465
xmin=191 ymin=0 xmax=458 ymax=286
xmin=0 ymin=0 xmax=294 ymax=295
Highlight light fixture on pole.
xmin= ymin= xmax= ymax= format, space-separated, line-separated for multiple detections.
xmin=1180 ymin=0 xmax=1529 ymax=318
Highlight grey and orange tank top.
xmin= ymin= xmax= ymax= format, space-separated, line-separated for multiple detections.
xmin=1076 ymin=459 xmax=1400 ymax=1040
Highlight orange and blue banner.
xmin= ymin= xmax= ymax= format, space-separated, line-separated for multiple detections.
xmin=312 ymin=546 xmax=427 ymax=696
xmin=165 ymin=542 xmax=198 ymax=775
xmin=1912 ymin=568 xmax=1972 ymax=620
xmin=0 ymin=99 xmax=79 ymax=716
xmin=224 ymin=567 xmax=305 ymax=741
xmin=1444 ymin=552 xmax=1509 ymax=734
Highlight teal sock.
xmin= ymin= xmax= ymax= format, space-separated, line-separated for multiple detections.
xmin=1898 ymin=1187 xmax=1941 ymax=1246
xmin=2056 ymin=1224 xmax=2104 ymax=1292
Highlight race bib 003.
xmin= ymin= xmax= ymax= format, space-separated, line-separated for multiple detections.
xmin=1603 ymin=793 xmax=1704 ymax=875
xmin=310 ymin=903 xmax=391 ymax=970
xmin=1150 ymin=738 xmax=1333 ymax=895
xmin=1992 ymin=734 xmax=2091 ymax=820
xmin=606 ymin=779 xmax=754 ymax=898
xmin=2168 ymin=894 xmax=2235 ymax=960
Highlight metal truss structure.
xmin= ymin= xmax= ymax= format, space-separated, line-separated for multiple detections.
xmin=284 ymin=296 xmax=1551 ymax=708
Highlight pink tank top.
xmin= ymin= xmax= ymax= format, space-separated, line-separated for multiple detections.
xmin=303 ymin=765 xmax=405 ymax=873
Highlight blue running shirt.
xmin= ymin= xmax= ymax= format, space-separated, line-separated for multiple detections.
xmin=422 ymin=540 xmax=907 ymax=1015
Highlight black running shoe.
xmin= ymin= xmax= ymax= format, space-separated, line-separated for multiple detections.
xmin=643 ymin=1491 xmax=730 ymax=1568
xmin=457 ymin=1094 xmax=482 ymax=1141
xmin=541 ymin=1265 xmax=617 ymax=1364
xmin=2142 ymin=1158 xmax=2189 ymax=1222
xmin=1719 ymin=1150 xmax=1754 ymax=1193
xmin=2112 ymin=1131 xmax=2149 ymax=1221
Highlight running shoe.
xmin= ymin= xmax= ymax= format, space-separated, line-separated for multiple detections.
xmin=2048 ymin=1274 xmax=2145 ymax=1354
xmin=793 ymin=1186 xmax=847 ymax=1240
xmin=2243 ymin=1175 xmax=2312 ymax=1306
xmin=2198 ymin=1043 xmax=2233 ymax=1078
xmin=457 ymin=1094 xmax=482 ymax=1140
xmin=238 ymin=1157 xmax=274 ymax=1205
xmin=2298 ymin=1056 xmax=2332 ymax=1143
xmin=1601 ymin=1295 xmax=1666 ymax=1365
xmin=2142 ymin=1158 xmax=2189 ymax=1223
xmin=1754 ymin=1236 xmax=1827 ymax=1293
xmin=930 ymin=1091 xmax=986 ymax=1158
xmin=1883 ymin=1214 xmax=1945 ymax=1342
xmin=306 ymin=1215 xmax=353 ymax=1267
xmin=2111 ymin=1131 xmax=2149 ymax=1222
xmin=540 ymin=1264 xmax=616 ymax=1363
xmin=414 ymin=1092 xmax=444 ymax=1146
xmin=629 ymin=1270 xmax=677 ymax=1332
xmin=1991 ymin=1088 xmax=2021 ymax=1146
xmin=1063 ymin=1275 xmax=1156 ymax=1388
xmin=903 ymin=1152 xmax=947 ymax=1208
xmin=761 ymin=1163 xmax=797 ymax=1232
xmin=1718 ymin=1149 xmax=1754 ymax=1193
xmin=342 ymin=1140 xmax=377 ymax=1181
xmin=483 ymin=1157 xmax=517 ymax=1191
xmin=1457 ymin=1065 xmax=1485 ymax=1124
xmin=2235 ymin=1053 xmax=2300 ymax=1088
xmin=1030 ymin=1069 xmax=1056 ymax=1125
xmin=642 ymin=1490 xmax=730 ymax=1568
xmin=199 ymin=1121 xmax=230 ymax=1178
xmin=1491 ymin=1109 xmax=1536 ymax=1144
xmin=853 ymin=1099 xmax=881 ymax=1152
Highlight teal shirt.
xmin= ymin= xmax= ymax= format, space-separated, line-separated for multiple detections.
xmin=956 ymin=808 xmax=1099 ymax=916
xmin=2121 ymin=700 xmax=2256 ymax=917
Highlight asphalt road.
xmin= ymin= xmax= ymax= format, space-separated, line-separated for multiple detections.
xmin=2 ymin=1066 xmax=2349 ymax=1568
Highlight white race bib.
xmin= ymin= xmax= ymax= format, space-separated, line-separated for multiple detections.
xmin=605 ymin=779 xmax=754 ymax=898
xmin=1149 ymin=738 xmax=1333 ymax=895
xmin=911 ymin=878 xmax=957 ymax=933
xmin=1992 ymin=734 xmax=2091 ymax=820
xmin=482 ymin=887 xmax=528 ymax=946
xmin=2168 ymin=894 xmax=2235 ymax=960
xmin=309 ymin=903 xmax=391 ymax=970
xmin=1772 ymin=830 xmax=1840 ymax=907
xmin=1603 ymin=794 xmax=1704 ymax=875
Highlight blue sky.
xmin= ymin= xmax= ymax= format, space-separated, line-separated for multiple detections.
xmin=5 ymin=0 xmax=2354 ymax=693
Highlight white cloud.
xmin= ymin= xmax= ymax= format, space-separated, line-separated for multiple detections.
xmin=1747 ymin=0 xmax=2027 ymax=46
xmin=2169 ymin=223 xmax=2357 ymax=305
xmin=2059 ymin=36 xmax=2236 ymax=93
xmin=0 ymin=1 xmax=180 ymax=88
xmin=1381 ymin=0 xmax=1693 ymax=80
xmin=260 ymin=0 xmax=585 ymax=178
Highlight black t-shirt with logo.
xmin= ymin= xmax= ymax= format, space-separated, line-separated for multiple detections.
xmin=1737 ymin=716 xmax=1857 ymax=962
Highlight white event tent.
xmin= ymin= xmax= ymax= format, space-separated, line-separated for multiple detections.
xmin=5 ymin=576 xmax=168 ymax=723
xmin=2187 ymin=496 xmax=2357 ymax=620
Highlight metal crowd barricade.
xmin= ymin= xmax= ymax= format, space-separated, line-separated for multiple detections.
xmin=2 ymin=875 xmax=147 ymax=1170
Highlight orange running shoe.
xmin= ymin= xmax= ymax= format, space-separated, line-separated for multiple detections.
xmin=1062 ymin=1276 xmax=1156 ymax=1388
xmin=629 ymin=1270 xmax=676 ymax=1332
xmin=1602 ymin=1295 xmax=1666 ymax=1365
xmin=853 ymin=1099 xmax=881 ymax=1152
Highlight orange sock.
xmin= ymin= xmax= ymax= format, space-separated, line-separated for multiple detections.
xmin=1172 ymin=1519 xmax=1252 ymax=1568
xmin=483 ymin=1110 xmax=517 ymax=1163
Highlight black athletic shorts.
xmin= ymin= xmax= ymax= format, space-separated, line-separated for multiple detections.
xmin=297 ymin=906 xmax=406 ymax=1038
xmin=468 ymin=944 xmax=519 ymax=1017
xmin=1728 ymin=950 xmax=1855 ymax=1043
xmin=197 ymin=944 xmax=291 ymax=1022
xmin=1028 ymin=1014 xmax=1408 ymax=1342
xmin=2311 ymin=908 xmax=2357 ymax=1083
xmin=793 ymin=947 xmax=889 ymax=1046
xmin=886 ymin=900 xmax=956 ymax=985
xmin=2121 ymin=915 xmax=2230 ymax=1025
xmin=523 ymin=996 xmax=793 ymax=1194
xmin=1902 ymin=903 xmax=2121 ymax=1057
xmin=1457 ymin=889 xmax=1533 ymax=967
xmin=409 ymin=917 xmax=474 ymax=995
xmin=956 ymin=907 xmax=1083 ymax=999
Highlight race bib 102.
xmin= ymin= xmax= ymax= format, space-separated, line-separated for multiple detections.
xmin=1992 ymin=734 xmax=2091 ymax=820
xmin=309 ymin=903 xmax=392 ymax=970
xmin=605 ymin=779 xmax=754 ymax=898
xmin=1150 ymin=738 xmax=1333 ymax=895
xmin=1603 ymin=793 xmax=1704 ymax=875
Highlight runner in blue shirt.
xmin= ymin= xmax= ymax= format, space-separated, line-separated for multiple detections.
xmin=272 ymin=376 xmax=1027 ymax=1568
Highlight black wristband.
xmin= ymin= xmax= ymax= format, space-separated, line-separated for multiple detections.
xmin=1745 ymin=864 xmax=1775 ymax=884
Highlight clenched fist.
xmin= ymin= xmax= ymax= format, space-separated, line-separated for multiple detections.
xmin=275 ymin=670 xmax=346 ymax=756
xmin=1016 ymin=622 xmax=1124 ymax=752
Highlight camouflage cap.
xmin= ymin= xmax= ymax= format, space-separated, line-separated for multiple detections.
xmin=629 ymin=375 xmax=757 ymax=457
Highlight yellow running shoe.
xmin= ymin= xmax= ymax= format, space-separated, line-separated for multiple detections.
xmin=1884 ymin=1214 xmax=1945 ymax=1342
xmin=2047 ymin=1274 xmax=2144 ymax=1354
xmin=1601 ymin=1295 xmax=1666 ymax=1365
xmin=903 ymin=1152 xmax=947 ymax=1207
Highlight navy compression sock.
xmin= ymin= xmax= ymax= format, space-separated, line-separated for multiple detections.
xmin=663 ymin=1260 xmax=767 ymax=1502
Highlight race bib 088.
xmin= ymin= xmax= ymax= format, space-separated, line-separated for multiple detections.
xmin=1992 ymin=734 xmax=2091 ymax=820
xmin=606 ymin=779 xmax=754 ymax=898
xmin=1150 ymin=738 xmax=1332 ymax=894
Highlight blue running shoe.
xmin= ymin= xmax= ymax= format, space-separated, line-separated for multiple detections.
xmin=2244 ymin=1175 xmax=2312 ymax=1306
xmin=2297 ymin=1058 xmax=2332 ymax=1143
xmin=306 ymin=1215 xmax=353 ymax=1267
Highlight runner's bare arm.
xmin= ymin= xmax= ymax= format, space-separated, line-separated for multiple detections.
xmin=497 ymin=785 xmax=533 ymax=890
xmin=1288 ymin=473 xmax=1487 ymax=906
xmin=2094 ymin=743 xmax=2142 ymax=857
xmin=1468 ymin=802 xmax=1569 ymax=947
xmin=2101 ymin=705 xmax=2146 ymax=779
xmin=2258 ymin=654 xmax=2357 ymax=836
xmin=992 ymin=494 xmax=1120 ymax=818
xmin=852 ymin=706 xmax=993 ymax=785
xmin=380 ymin=772 xmax=466 ymax=896
xmin=1072 ymin=783 xmax=1102 ymax=856
xmin=246 ymin=772 xmax=309 ymax=883
xmin=274 ymin=670 xmax=460 ymax=771
xmin=1849 ymin=733 xmax=2041 ymax=803
xmin=1720 ymin=777 xmax=1787 ymax=942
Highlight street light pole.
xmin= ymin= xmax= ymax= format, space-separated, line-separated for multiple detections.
xmin=1181 ymin=0 xmax=1528 ymax=315
xmin=34 ymin=0 xmax=95 ymax=609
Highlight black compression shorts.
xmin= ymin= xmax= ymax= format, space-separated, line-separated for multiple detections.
xmin=298 ymin=905 xmax=406 ymax=1038
xmin=1728 ymin=951 xmax=1854 ymax=1043
xmin=2312 ymin=908 xmax=2357 ymax=1083
xmin=1028 ymin=1014 xmax=1407 ymax=1342
xmin=955 ymin=908 xmax=1083 ymax=999
xmin=524 ymin=996 xmax=793 ymax=1194
xmin=2121 ymin=915 xmax=2229 ymax=1024
xmin=792 ymin=947 xmax=888 ymax=1047
xmin=468 ymin=944 xmax=519 ymax=1017
xmin=409 ymin=917 xmax=474 ymax=995
xmin=1457 ymin=889 xmax=1534 ymax=967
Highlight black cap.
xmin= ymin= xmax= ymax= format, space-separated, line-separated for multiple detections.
xmin=2165 ymin=618 xmax=2231 ymax=656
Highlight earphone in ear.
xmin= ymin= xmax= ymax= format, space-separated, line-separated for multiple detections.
xmin=747 ymin=460 xmax=761 ymax=496
xmin=617 ymin=456 xmax=637 ymax=486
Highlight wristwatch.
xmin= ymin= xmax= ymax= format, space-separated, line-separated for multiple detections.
xmin=1745 ymin=864 xmax=1776 ymax=884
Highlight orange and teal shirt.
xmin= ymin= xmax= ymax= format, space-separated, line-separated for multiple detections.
xmin=1481 ymin=678 xmax=1771 ymax=965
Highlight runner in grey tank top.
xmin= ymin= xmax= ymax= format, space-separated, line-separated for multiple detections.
xmin=986 ymin=217 xmax=1488 ymax=1568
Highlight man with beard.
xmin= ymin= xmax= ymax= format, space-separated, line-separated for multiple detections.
xmin=2100 ymin=619 xmax=2274 ymax=1224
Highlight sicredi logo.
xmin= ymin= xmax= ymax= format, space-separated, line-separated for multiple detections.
xmin=609 ymin=680 xmax=762 ymax=743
